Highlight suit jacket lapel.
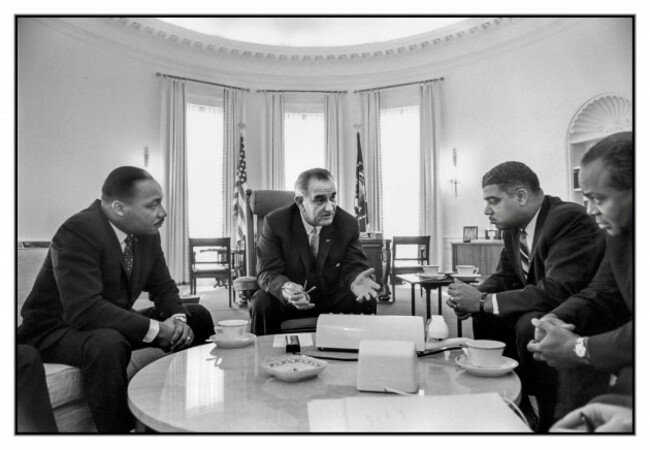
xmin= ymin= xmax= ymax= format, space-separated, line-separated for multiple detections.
xmin=316 ymin=225 xmax=333 ymax=270
xmin=99 ymin=207 xmax=132 ymax=283
xmin=291 ymin=212 xmax=311 ymax=276
xmin=129 ymin=236 xmax=140 ymax=295
xmin=527 ymin=196 xmax=551 ymax=280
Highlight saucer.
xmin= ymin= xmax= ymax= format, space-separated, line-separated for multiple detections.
xmin=455 ymin=354 xmax=518 ymax=377
xmin=452 ymin=273 xmax=481 ymax=282
xmin=207 ymin=332 xmax=256 ymax=349
xmin=418 ymin=273 xmax=448 ymax=281
xmin=261 ymin=355 xmax=327 ymax=382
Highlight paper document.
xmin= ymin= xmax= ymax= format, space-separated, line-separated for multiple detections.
xmin=272 ymin=333 xmax=314 ymax=348
xmin=308 ymin=392 xmax=531 ymax=432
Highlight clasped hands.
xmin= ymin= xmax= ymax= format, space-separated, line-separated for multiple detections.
xmin=157 ymin=317 xmax=194 ymax=352
xmin=446 ymin=281 xmax=482 ymax=320
xmin=526 ymin=315 xmax=583 ymax=368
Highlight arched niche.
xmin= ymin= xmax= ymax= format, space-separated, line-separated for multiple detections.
xmin=566 ymin=93 xmax=632 ymax=203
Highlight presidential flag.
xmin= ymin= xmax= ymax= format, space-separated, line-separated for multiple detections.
xmin=232 ymin=134 xmax=248 ymax=243
xmin=355 ymin=132 xmax=368 ymax=232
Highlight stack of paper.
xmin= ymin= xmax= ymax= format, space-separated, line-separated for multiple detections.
xmin=308 ymin=392 xmax=531 ymax=432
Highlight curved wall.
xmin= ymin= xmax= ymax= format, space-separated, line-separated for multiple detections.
xmin=18 ymin=17 xmax=632 ymax=255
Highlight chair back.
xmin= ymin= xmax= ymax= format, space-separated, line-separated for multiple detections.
xmin=189 ymin=238 xmax=232 ymax=268
xmin=391 ymin=235 xmax=431 ymax=268
xmin=244 ymin=189 xmax=296 ymax=275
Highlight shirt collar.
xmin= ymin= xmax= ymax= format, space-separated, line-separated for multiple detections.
xmin=109 ymin=221 xmax=129 ymax=249
xmin=521 ymin=205 xmax=542 ymax=248
xmin=300 ymin=214 xmax=322 ymax=236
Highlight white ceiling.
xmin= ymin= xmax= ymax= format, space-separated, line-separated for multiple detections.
xmin=156 ymin=17 xmax=469 ymax=47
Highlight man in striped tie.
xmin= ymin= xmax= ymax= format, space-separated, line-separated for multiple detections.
xmin=447 ymin=161 xmax=606 ymax=432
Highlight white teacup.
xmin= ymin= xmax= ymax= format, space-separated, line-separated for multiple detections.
xmin=422 ymin=265 xmax=440 ymax=276
xmin=456 ymin=265 xmax=479 ymax=276
xmin=215 ymin=319 xmax=248 ymax=341
xmin=465 ymin=340 xmax=506 ymax=367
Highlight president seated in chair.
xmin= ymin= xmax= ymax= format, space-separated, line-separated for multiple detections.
xmin=250 ymin=168 xmax=379 ymax=335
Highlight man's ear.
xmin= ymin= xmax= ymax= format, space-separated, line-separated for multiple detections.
xmin=294 ymin=195 xmax=304 ymax=210
xmin=516 ymin=188 xmax=528 ymax=205
xmin=112 ymin=200 xmax=126 ymax=217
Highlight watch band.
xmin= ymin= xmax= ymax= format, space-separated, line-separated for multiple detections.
xmin=479 ymin=292 xmax=488 ymax=313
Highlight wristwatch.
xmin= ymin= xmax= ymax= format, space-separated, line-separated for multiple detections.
xmin=479 ymin=293 xmax=488 ymax=313
xmin=573 ymin=336 xmax=591 ymax=364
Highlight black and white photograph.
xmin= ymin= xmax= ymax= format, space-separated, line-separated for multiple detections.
xmin=8 ymin=0 xmax=646 ymax=445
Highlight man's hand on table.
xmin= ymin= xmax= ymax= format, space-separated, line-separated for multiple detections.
xmin=351 ymin=268 xmax=380 ymax=302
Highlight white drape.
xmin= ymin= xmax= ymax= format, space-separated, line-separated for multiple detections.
xmin=263 ymin=93 xmax=285 ymax=189
xmin=224 ymin=88 xmax=245 ymax=246
xmin=360 ymin=91 xmax=383 ymax=233
xmin=161 ymin=78 xmax=189 ymax=283
xmin=325 ymin=93 xmax=344 ymax=186
xmin=419 ymin=81 xmax=444 ymax=264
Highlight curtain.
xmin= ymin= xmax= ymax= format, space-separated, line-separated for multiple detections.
xmin=419 ymin=81 xmax=444 ymax=264
xmin=161 ymin=78 xmax=189 ymax=283
xmin=360 ymin=91 xmax=383 ymax=233
xmin=224 ymin=88 xmax=245 ymax=246
xmin=325 ymin=93 xmax=345 ymax=186
xmin=263 ymin=93 xmax=285 ymax=189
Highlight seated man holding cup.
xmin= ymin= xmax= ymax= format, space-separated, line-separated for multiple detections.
xmin=249 ymin=168 xmax=379 ymax=336
xmin=447 ymin=161 xmax=606 ymax=431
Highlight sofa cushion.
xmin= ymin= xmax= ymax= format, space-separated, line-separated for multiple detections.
xmin=44 ymin=347 xmax=167 ymax=413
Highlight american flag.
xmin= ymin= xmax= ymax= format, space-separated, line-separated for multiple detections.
xmin=232 ymin=134 xmax=248 ymax=243
xmin=355 ymin=132 xmax=368 ymax=232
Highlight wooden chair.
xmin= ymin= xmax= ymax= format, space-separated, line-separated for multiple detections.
xmin=189 ymin=237 xmax=232 ymax=307
xmin=390 ymin=235 xmax=431 ymax=299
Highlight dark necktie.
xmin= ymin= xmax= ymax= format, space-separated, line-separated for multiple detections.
xmin=519 ymin=230 xmax=530 ymax=280
xmin=309 ymin=228 xmax=319 ymax=258
xmin=124 ymin=234 xmax=134 ymax=276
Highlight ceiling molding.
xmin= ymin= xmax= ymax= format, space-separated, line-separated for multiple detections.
xmin=98 ymin=17 xmax=521 ymax=65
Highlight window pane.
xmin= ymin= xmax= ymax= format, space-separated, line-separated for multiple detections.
xmin=186 ymin=103 xmax=224 ymax=238
xmin=284 ymin=112 xmax=325 ymax=190
xmin=380 ymin=105 xmax=420 ymax=244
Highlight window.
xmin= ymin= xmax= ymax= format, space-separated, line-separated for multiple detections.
xmin=284 ymin=106 xmax=325 ymax=190
xmin=380 ymin=105 xmax=420 ymax=240
xmin=186 ymin=102 xmax=225 ymax=238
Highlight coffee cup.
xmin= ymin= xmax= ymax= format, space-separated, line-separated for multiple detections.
xmin=215 ymin=319 xmax=248 ymax=341
xmin=456 ymin=265 xmax=479 ymax=276
xmin=465 ymin=340 xmax=505 ymax=367
xmin=422 ymin=265 xmax=440 ymax=276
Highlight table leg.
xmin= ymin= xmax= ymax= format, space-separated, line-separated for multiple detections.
xmin=411 ymin=284 xmax=416 ymax=316
xmin=425 ymin=288 xmax=431 ymax=319
xmin=437 ymin=287 xmax=443 ymax=315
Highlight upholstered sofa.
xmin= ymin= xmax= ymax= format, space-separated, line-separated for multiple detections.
xmin=17 ymin=245 xmax=166 ymax=432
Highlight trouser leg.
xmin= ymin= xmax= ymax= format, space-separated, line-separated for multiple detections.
xmin=16 ymin=345 xmax=58 ymax=432
xmin=38 ymin=328 xmax=133 ymax=433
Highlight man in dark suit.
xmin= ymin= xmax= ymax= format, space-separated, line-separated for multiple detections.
xmin=250 ymin=168 xmax=379 ymax=335
xmin=17 ymin=166 xmax=214 ymax=432
xmin=528 ymin=132 xmax=633 ymax=418
xmin=447 ymin=161 xmax=606 ymax=431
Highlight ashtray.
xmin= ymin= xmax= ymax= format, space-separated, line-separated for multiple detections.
xmin=261 ymin=355 xmax=327 ymax=382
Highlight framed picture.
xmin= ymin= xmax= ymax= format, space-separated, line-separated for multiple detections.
xmin=463 ymin=226 xmax=478 ymax=243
